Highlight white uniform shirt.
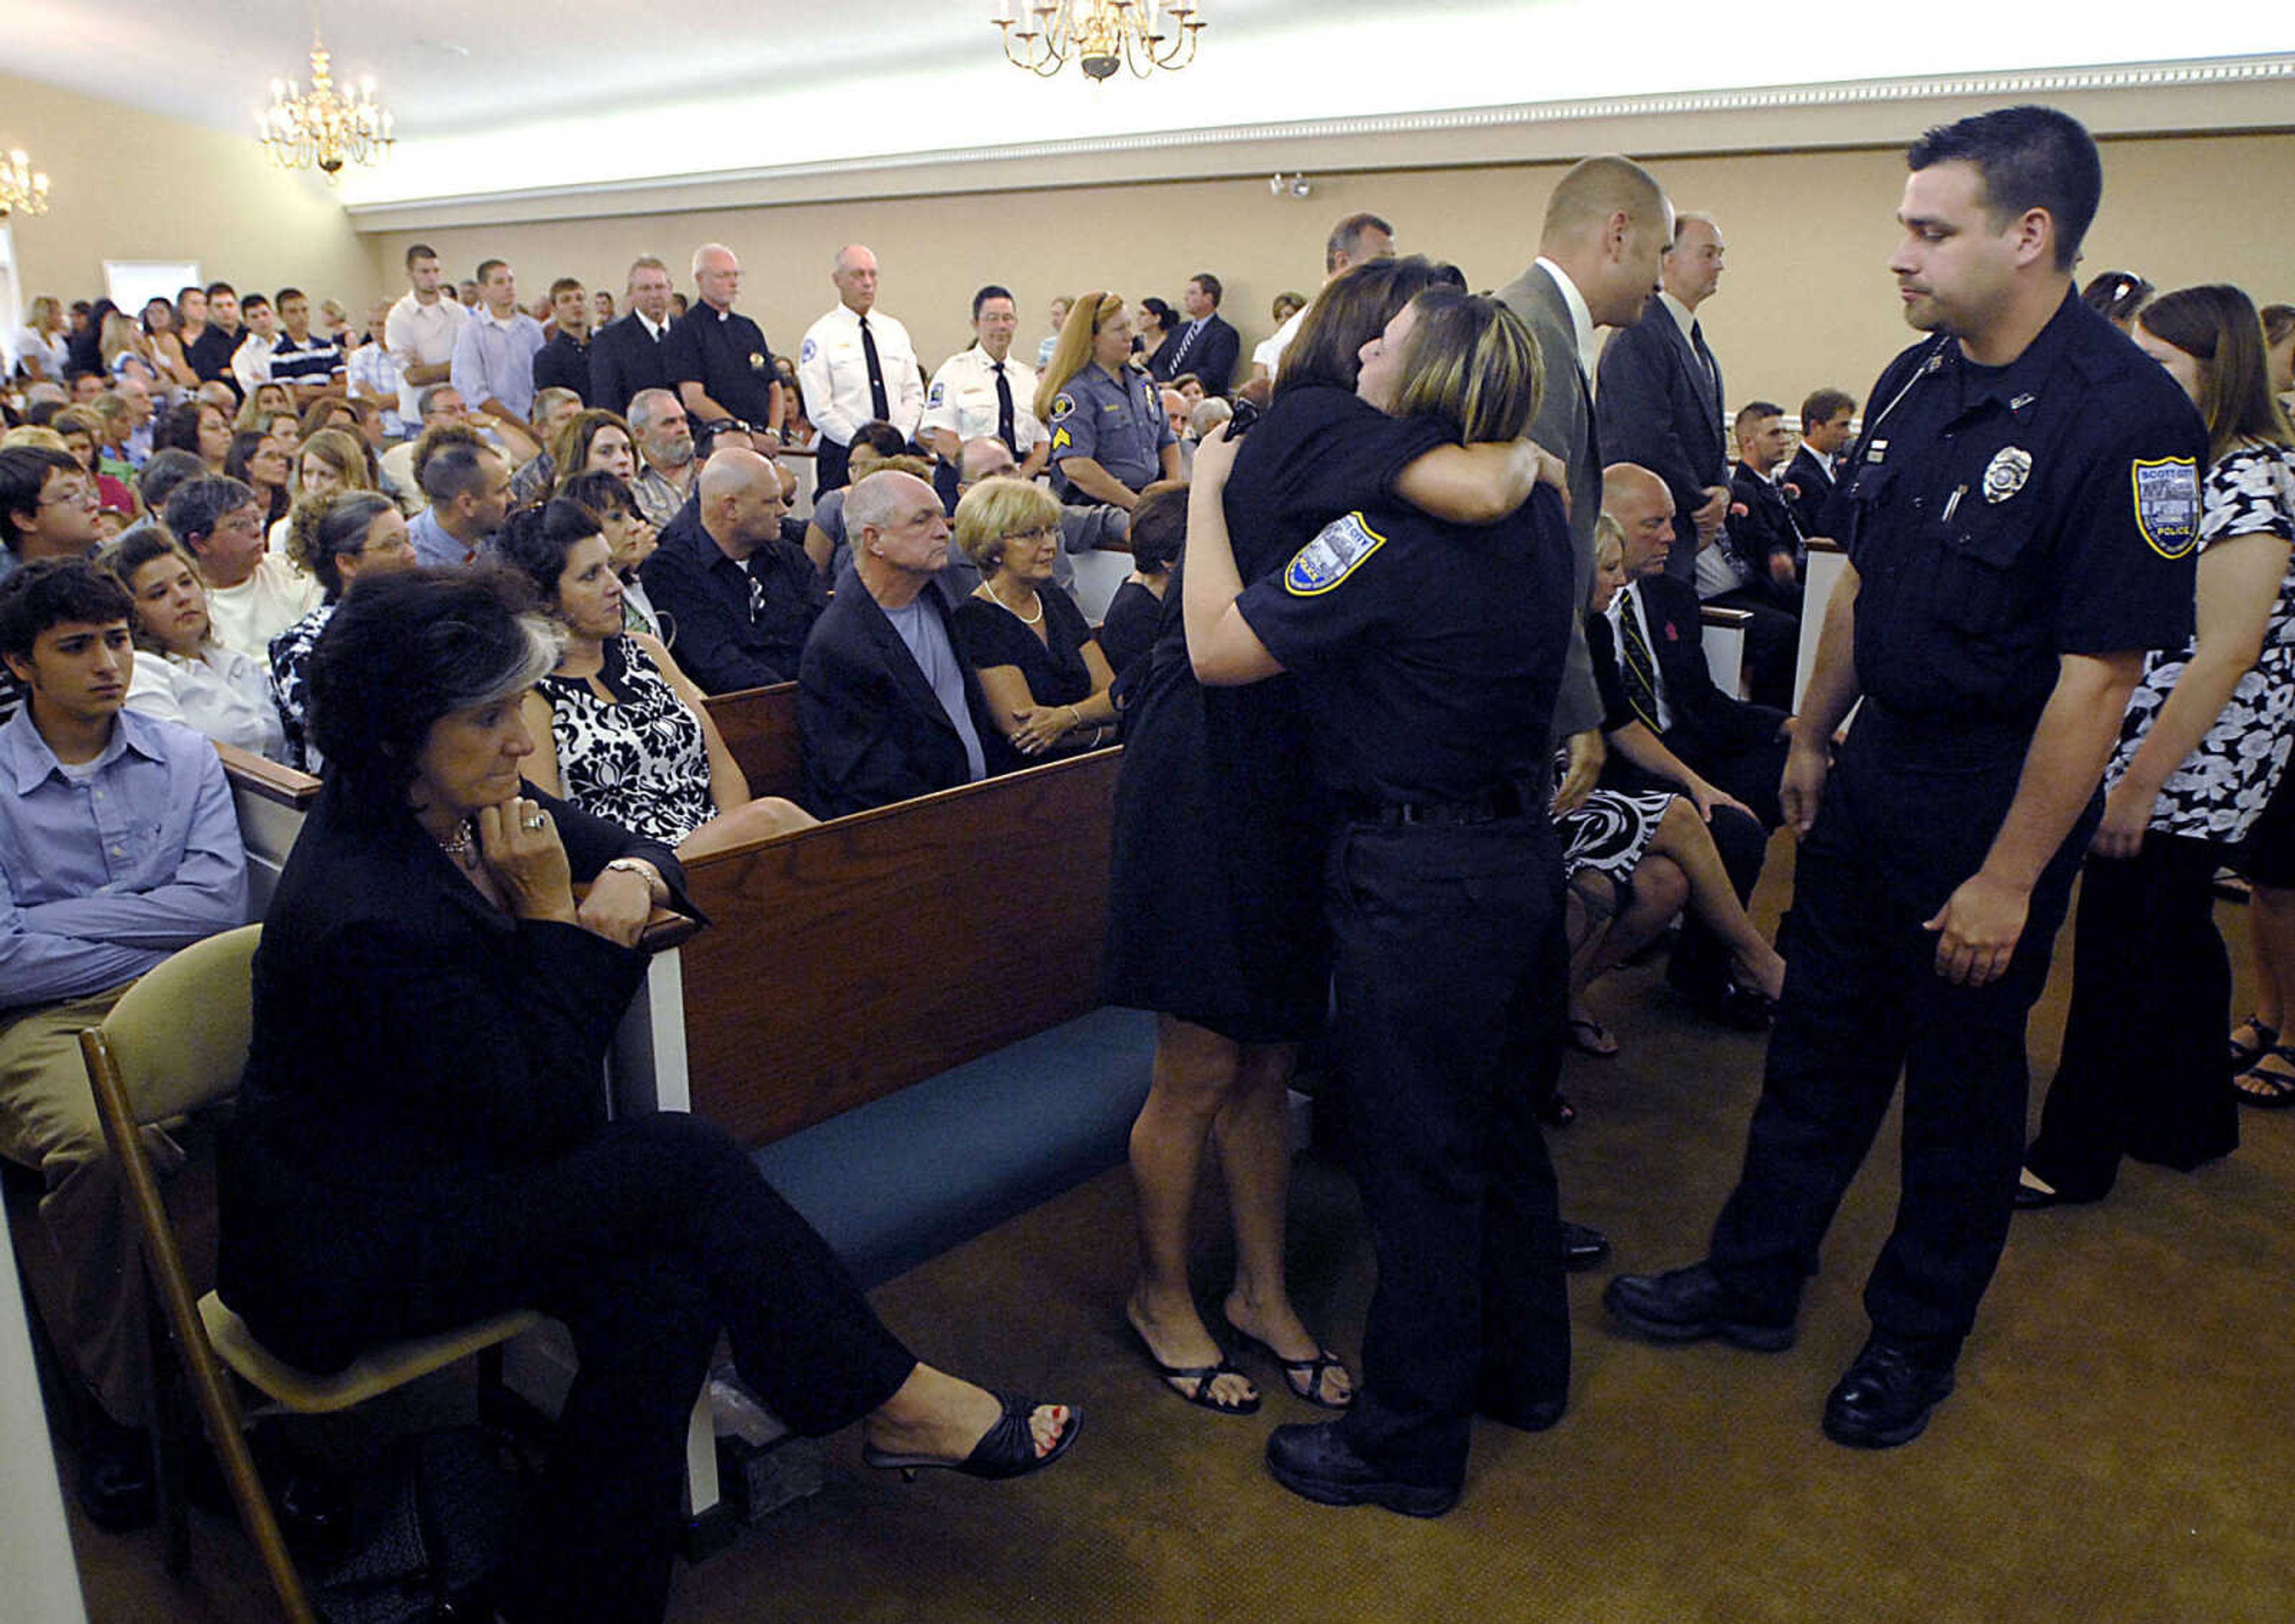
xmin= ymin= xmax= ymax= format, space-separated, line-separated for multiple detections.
xmin=384 ymin=291 xmax=469 ymax=421
xmin=920 ymin=345 xmax=1046 ymax=454
xmin=797 ymin=303 xmax=925 ymax=446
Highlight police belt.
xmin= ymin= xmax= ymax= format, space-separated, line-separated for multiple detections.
xmin=1342 ymin=778 xmax=1541 ymax=827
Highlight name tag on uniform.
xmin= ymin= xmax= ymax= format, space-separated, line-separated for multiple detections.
xmin=2132 ymin=457 xmax=2201 ymax=559
xmin=1285 ymin=512 xmax=1387 ymax=597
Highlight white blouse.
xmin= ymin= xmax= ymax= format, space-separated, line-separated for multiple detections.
xmin=126 ymin=642 xmax=290 ymax=763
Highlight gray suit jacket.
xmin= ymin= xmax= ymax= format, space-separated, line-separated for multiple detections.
xmin=1595 ymin=292 xmax=1727 ymax=585
xmin=1494 ymin=262 xmax=1603 ymax=739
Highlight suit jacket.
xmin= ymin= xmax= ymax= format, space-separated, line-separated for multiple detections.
xmin=1630 ymin=573 xmax=1788 ymax=767
xmin=588 ymin=311 xmax=675 ymax=416
xmin=218 ymin=779 xmax=686 ymax=1371
xmin=1493 ymin=262 xmax=1602 ymax=738
xmin=1724 ymin=460 xmax=1803 ymax=588
xmin=1596 ymin=293 xmax=1727 ymax=583
xmin=1781 ymin=444 xmax=1837 ymax=540
xmin=798 ymin=576 xmax=1017 ymax=819
xmin=1150 ymin=313 xmax=1241 ymax=397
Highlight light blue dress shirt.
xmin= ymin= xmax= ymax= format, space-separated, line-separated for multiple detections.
xmin=450 ymin=308 xmax=546 ymax=424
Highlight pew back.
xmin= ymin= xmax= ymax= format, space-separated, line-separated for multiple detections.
xmin=697 ymin=683 xmax=804 ymax=805
xmin=215 ymin=743 xmax=322 ymax=919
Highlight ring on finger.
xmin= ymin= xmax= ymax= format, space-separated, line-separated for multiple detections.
xmin=522 ymin=813 xmax=546 ymax=830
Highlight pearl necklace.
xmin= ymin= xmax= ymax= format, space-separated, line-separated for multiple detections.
xmin=983 ymin=579 xmax=1044 ymax=626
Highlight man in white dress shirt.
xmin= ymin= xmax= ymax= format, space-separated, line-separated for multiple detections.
xmin=921 ymin=285 xmax=1048 ymax=501
xmin=797 ymin=244 xmax=925 ymax=497
xmin=383 ymin=244 xmax=468 ymax=427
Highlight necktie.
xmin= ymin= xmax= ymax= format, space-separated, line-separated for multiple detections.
xmin=992 ymin=360 xmax=1017 ymax=453
xmin=1617 ymin=594 xmax=1662 ymax=732
xmin=1690 ymin=320 xmax=1721 ymax=415
xmin=1170 ymin=320 xmax=1200 ymax=371
xmin=859 ymin=314 xmax=891 ymax=423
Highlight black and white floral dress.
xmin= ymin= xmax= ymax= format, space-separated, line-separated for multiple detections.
xmin=2106 ymin=442 xmax=2295 ymax=843
xmin=536 ymin=635 xmax=717 ymax=846
xmin=267 ymin=601 xmax=335 ymax=773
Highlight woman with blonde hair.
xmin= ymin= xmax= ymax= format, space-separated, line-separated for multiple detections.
xmin=13 ymin=295 xmax=70 ymax=384
xmin=270 ymin=427 xmax=377 ymax=551
xmin=99 ymin=311 xmax=165 ymax=394
xmin=951 ymin=475 xmax=1118 ymax=756
xmin=1036 ymin=293 xmax=1179 ymax=512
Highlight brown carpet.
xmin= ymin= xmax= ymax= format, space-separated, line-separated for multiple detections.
xmin=60 ymin=843 xmax=2295 ymax=1623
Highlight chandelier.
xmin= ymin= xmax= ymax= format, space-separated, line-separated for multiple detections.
xmin=993 ymin=1 xmax=1205 ymax=81
xmin=258 ymin=22 xmax=394 ymax=180
xmin=0 ymin=148 xmax=50 ymax=219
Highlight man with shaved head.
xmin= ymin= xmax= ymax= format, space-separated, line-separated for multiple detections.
xmin=797 ymin=470 xmax=1013 ymax=816
xmin=1598 ymin=212 xmax=1734 ymax=586
xmin=637 ymin=445 xmax=825 ymax=692
xmin=798 ymin=244 xmax=926 ymax=496
xmin=661 ymin=243 xmax=782 ymax=460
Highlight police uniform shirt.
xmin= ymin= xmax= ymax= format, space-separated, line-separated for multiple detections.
xmin=797 ymin=303 xmax=926 ymax=446
xmin=920 ymin=345 xmax=1046 ymax=455
xmin=1841 ymin=289 xmax=2204 ymax=732
xmin=661 ymin=302 xmax=779 ymax=428
xmin=1047 ymin=363 xmax=1174 ymax=498
xmin=1234 ymin=484 xmax=1574 ymax=806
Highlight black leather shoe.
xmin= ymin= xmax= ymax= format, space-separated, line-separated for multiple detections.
xmin=75 ymin=1412 xmax=155 ymax=1533
xmin=1561 ymin=1221 xmax=1611 ymax=1273
xmin=1673 ymin=977 xmax=1775 ymax=1031
xmin=1264 ymin=1421 xmax=1459 ymax=1518
xmin=1602 ymin=1263 xmax=1795 ymax=1351
xmin=2013 ymin=1167 xmax=2103 ymax=1210
xmin=1821 ymin=1336 xmax=1956 ymax=1449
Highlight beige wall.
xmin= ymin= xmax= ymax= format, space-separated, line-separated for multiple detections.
xmin=2 ymin=70 xmax=372 ymax=319
xmin=365 ymin=130 xmax=2295 ymax=420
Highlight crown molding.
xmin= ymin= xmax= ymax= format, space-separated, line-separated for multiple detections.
xmin=343 ymin=53 xmax=2295 ymax=232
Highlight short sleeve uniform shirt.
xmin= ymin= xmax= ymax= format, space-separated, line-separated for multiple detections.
xmin=1047 ymin=363 xmax=1173 ymax=498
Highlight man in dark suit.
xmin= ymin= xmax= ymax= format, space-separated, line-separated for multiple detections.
xmin=1712 ymin=402 xmax=1806 ymax=709
xmin=1596 ymin=213 xmax=1731 ymax=589
xmin=1782 ymin=386 xmax=1858 ymax=539
xmin=798 ymin=470 xmax=1015 ymax=818
xmin=588 ymin=255 xmax=678 ymax=417
xmin=1149 ymin=273 xmax=1241 ymax=397
xmin=1604 ymin=464 xmax=1789 ymax=1024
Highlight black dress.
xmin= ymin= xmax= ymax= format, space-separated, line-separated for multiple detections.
xmin=1097 ymin=579 xmax=1162 ymax=695
xmin=951 ymin=584 xmax=1097 ymax=708
xmin=1100 ymin=384 xmax=1449 ymax=1042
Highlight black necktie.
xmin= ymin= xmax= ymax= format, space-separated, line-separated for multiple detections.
xmin=1690 ymin=320 xmax=1721 ymax=414
xmin=992 ymin=360 xmax=1016 ymax=453
xmin=859 ymin=314 xmax=891 ymax=423
xmin=1617 ymin=594 xmax=1662 ymax=732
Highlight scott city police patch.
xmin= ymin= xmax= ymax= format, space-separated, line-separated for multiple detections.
xmin=1284 ymin=512 xmax=1387 ymax=597
xmin=1982 ymin=446 xmax=2031 ymax=504
xmin=2131 ymin=456 xmax=2201 ymax=559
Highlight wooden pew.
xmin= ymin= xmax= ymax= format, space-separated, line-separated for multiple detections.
xmin=1795 ymin=537 xmax=1849 ymax=712
xmin=697 ymin=683 xmax=803 ymax=804
xmin=214 ymin=744 xmax=322 ymax=918
xmin=1699 ymin=604 xmax=1754 ymax=699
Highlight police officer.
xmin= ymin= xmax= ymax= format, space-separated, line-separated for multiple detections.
xmin=920 ymin=285 xmax=1049 ymax=509
xmin=1038 ymin=293 xmax=1181 ymax=522
xmin=1185 ymin=288 xmax=1575 ymax=1516
xmin=1605 ymin=106 xmax=2205 ymax=1448
xmin=661 ymin=243 xmax=782 ymax=459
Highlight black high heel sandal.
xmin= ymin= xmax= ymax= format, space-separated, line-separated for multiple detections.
xmin=861 ymin=1392 xmax=1082 ymax=1482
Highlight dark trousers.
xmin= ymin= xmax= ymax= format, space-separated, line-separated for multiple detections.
xmin=2027 ymin=836 xmax=2239 ymax=1197
xmin=247 ymin=1113 xmax=915 ymax=1624
xmin=1327 ymin=819 xmax=1569 ymax=1484
xmin=1706 ymin=588 xmax=1801 ymax=712
xmin=1706 ymin=755 xmax=2080 ymax=1347
xmin=814 ymin=436 xmax=852 ymax=498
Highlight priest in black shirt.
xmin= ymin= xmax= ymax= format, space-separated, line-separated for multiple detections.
xmin=662 ymin=244 xmax=781 ymax=452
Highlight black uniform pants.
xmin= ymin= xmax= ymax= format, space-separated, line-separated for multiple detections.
xmin=1327 ymin=818 xmax=1569 ymax=1484
xmin=2026 ymin=836 xmax=2239 ymax=1197
xmin=1706 ymin=752 xmax=2080 ymax=1347
xmin=814 ymin=435 xmax=853 ymax=497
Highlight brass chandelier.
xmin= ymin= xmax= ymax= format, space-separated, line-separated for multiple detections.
xmin=258 ymin=17 xmax=394 ymax=180
xmin=993 ymin=1 xmax=1205 ymax=81
xmin=1 ymin=148 xmax=50 ymax=218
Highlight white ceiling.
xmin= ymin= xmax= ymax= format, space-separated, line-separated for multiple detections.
xmin=7 ymin=1 xmax=2293 ymax=207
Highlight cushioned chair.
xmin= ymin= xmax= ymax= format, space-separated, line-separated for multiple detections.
xmin=81 ymin=924 xmax=539 ymax=1623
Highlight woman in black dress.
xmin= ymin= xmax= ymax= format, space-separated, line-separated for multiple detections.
xmin=1104 ymin=258 xmax=1551 ymax=1414
xmin=950 ymin=475 xmax=1118 ymax=756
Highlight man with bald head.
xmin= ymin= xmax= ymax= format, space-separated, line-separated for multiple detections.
xmin=1598 ymin=212 xmax=1734 ymax=586
xmin=661 ymin=243 xmax=782 ymax=459
xmin=797 ymin=470 xmax=1013 ymax=816
xmin=1601 ymin=461 xmax=1791 ymax=1024
xmin=799 ymin=244 xmax=926 ymax=497
xmin=638 ymin=446 xmax=825 ymax=692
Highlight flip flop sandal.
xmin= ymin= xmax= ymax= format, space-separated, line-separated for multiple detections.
xmin=2233 ymin=1044 xmax=2295 ymax=1110
xmin=1227 ymin=1325 xmax=1354 ymax=1409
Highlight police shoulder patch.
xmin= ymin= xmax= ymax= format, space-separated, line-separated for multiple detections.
xmin=2132 ymin=455 xmax=2201 ymax=559
xmin=1284 ymin=512 xmax=1388 ymax=597
xmin=799 ymin=337 xmax=818 ymax=363
xmin=927 ymin=381 xmax=945 ymax=407
xmin=1051 ymin=392 xmax=1075 ymax=421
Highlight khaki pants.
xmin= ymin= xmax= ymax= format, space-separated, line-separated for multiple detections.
xmin=0 ymin=981 xmax=169 ymax=1429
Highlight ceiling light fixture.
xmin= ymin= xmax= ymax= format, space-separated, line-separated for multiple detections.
xmin=993 ymin=1 xmax=1205 ymax=82
xmin=258 ymin=9 xmax=394 ymax=180
xmin=0 ymin=148 xmax=51 ymax=219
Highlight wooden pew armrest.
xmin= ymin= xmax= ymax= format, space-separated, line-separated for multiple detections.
xmin=1699 ymin=605 xmax=1756 ymax=631
xmin=214 ymin=741 xmax=323 ymax=809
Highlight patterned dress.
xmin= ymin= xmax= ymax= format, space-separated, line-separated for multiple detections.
xmin=267 ymin=602 xmax=335 ymax=773
xmin=1556 ymin=612 xmax=1673 ymax=889
xmin=536 ymin=635 xmax=717 ymax=846
xmin=2107 ymin=442 xmax=2295 ymax=843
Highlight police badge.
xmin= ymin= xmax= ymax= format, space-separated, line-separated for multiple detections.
xmin=749 ymin=351 xmax=766 ymax=372
xmin=1284 ymin=512 xmax=1387 ymax=596
xmin=2131 ymin=456 xmax=2201 ymax=559
xmin=1982 ymin=446 xmax=2031 ymax=504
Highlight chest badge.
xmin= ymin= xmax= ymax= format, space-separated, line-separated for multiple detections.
xmin=2132 ymin=456 xmax=2201 ymax=559
xmin=1284 ymin=512 xmax=1387 ymax=597
xmin=1982 ymin=446 xmax=2031 ymax=504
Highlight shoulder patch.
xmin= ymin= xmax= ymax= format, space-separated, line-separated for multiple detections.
xmin=799 ymin=337 xmax=818 ymax=364
xmin=1284 ymin=513 xmax=1388 ymax=597
xmin=2132 ymin=456 xmax=2201 ymax=559
xmin=927 ymin=381 xmax=945 ymax=408
xmin=1051 ymin=392 xmax=1075 ymax=421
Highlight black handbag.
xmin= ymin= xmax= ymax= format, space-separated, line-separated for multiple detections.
xmin=308 ymin=1426 xmax=528 ymax=1624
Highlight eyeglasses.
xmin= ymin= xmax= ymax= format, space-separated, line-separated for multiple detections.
xmin=1003 ymin=524 xmax=1061 ymax=544
xmin=40 ymin=481 xmax=98 ymax=509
